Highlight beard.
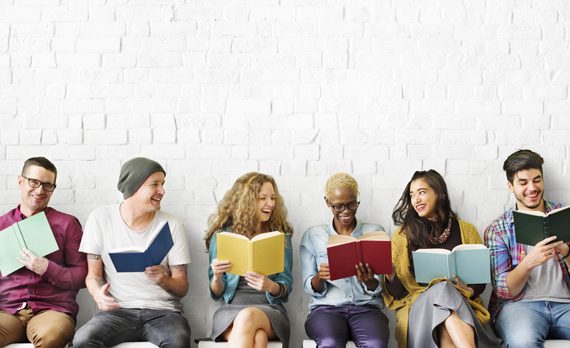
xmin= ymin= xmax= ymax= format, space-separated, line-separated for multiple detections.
xmin=515 ymin=191 xmax=544 ymax=210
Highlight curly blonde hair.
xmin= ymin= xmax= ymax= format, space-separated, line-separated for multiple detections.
xmin=324 ymin=172 xmax=359 ymax=200
xmin=204 ymin=172 xmax=293 ymax=250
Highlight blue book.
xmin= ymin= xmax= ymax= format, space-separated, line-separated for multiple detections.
xmin=412 ymin=244 xmax=490 ymax=284
xmin=109 ymin=222 xmax=173 ymax=272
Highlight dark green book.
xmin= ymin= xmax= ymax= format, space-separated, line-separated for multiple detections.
xmin=513 ymin=205 xmax=570 ymax=246
xmin=0 ymin=211 xmax=59 ymax=276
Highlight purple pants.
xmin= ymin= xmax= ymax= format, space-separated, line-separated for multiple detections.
xmin=305 ymin=304 xmax=390 ymax=348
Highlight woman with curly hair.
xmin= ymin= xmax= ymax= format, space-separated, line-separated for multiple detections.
xmin=383 ymin=170 xmax=500 ymax=348
xmin=204 ymin=172 xmax=294 ymax=348
xmin=300 ymin=173 xmax=390 ymax=348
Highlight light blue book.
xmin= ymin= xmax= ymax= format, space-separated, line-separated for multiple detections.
xmin=412 ymin=244 xmax=490 ymax=284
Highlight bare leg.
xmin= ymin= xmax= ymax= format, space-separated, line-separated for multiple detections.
xmin=253 ymin=329 xmax=269 ymax=348
xmin=438 ymin=323 xmax=457 ymax=348
xmin=222 ymin=307 xmax=275 ymax=348
xmin=444 ymin=311 xmax=476 ymax=348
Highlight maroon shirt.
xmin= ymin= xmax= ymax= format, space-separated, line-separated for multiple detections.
xmin=0 ymin=206 xmax=87 ymax=320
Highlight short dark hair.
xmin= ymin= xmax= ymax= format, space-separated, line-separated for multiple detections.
xmin=21 ymin=157 xmax=58 ymax=182
xmin=503 ymin=149 xmax=544 ymax=184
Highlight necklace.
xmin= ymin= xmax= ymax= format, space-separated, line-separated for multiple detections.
xmin=428 ymin=218 xmax=452 ymax=244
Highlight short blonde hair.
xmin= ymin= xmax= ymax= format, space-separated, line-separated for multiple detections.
xmin=324 ymin=172 xmax=359 ymax=200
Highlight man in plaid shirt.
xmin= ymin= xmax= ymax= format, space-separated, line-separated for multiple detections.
xmin=485 ymin=149 xmax=570 ymax=347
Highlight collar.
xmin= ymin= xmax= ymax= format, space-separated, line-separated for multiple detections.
xmin=14 ymin=205 xmax=51 ymax=221
xmin=327 ymin=218 xmax=363 ymax=237
xmin=505 ymin=200 xmax=557 ymax=226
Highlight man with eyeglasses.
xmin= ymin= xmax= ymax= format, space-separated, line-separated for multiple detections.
xmin=0 ymin=157 xmax=87 ymax=348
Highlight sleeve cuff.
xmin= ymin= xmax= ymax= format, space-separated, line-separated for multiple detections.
xmin=41 ymin=260 xmax=59 ymax=282
xmin=362 ymin=275 xmax=382 ymax=296
xmin=304 ymin=277 xmax=327 ymax=297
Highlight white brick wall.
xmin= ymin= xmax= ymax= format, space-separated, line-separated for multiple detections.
xmin=2 ymin=1 xmax=570 ymax=347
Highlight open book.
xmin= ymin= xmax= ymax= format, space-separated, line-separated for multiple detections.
xmin=412 ymin=244 xmax=490 ymax=284
xmin=326 ymin=231 xmax=392 ymax=281
xmin=109 ymin=221 xmax=173 ymax=272
xmin=0 ymin=211 xmax=59 ymax=276
xmin=513 ymin=205 xmax=570 ymax=246
xmin=216 ymin=231 xmax=284 ymax=276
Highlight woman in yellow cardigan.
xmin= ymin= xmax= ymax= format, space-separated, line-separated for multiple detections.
xmin=383 ymin=170 xmax=500 ymax=348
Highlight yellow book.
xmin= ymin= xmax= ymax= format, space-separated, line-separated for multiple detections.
xmin=216 ymin=231 xmax=285 ymax=276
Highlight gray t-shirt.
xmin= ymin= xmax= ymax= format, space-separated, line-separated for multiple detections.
xmin=521 ymin=246 xmax=570 ymax=303
xmin=80 ymin=204 xmax=191 ymax=311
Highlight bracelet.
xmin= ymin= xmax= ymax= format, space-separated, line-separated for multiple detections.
xmin=562 ymin=243 xmax=570 ymax=258
xmin=275 ymin=282 xmax=287 ymax=298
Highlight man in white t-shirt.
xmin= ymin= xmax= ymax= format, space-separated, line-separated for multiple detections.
xmin=73 ymin=157 xmax=191 ymax=348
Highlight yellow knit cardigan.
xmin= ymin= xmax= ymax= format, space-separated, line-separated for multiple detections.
xmin=382 ymin=220 xmax=491 ymax=348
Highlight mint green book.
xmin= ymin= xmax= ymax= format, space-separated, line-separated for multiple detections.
xmin=0 ymin=211 xmax=59 ymax=276
xmin=412 ymin=244 xmax=490 ymax=284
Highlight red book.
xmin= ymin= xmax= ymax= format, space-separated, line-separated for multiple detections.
xmin=326 ymin=231 xmax=392 ymax=281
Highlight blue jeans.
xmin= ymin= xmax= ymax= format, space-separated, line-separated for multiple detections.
xmin=305 ymin=304 xmax=389 ymax=348
xmin=495 ymin=300 xmax=570 ymax=348
xmin=73 ymin=308 xmax=190 ymax=348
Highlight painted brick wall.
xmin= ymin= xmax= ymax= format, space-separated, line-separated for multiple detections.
xmin=1 ymin=1 xmax=570 ymax=347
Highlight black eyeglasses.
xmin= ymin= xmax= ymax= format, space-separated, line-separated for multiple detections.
xmin=328 ymin=200 xmax=360 ymax=213
xmin=22 ymin=176 xmax=56 ymax=192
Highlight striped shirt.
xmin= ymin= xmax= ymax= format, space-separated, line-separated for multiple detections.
xmin=484 ymin=200 xmax=570 ymax=318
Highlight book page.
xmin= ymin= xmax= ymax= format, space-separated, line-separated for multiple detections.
xmin=515 ymin=209 xmax=547 ymax=217
xmin=546 ymin=205 xmax=570 ymax=216
xmin=451 ymin=244 xmax=486 ymax=252
xmin=109 ymin=246 xmax=146 ymax=253
xmin=413 ymin=248 xmax=451 ymax=255
xmin=359 ymin=231 xmax=389 ymax=241
xmin=328 ymin=234 xmax=357 ymax=246
xmin=251 ymin=230 xmax=282 ymax=242
xmin=110 ymin=221 xmax=170 ymax=254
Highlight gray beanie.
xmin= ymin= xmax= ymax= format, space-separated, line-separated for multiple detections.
xmin=117 ymin=157 xmax=166 ymax=199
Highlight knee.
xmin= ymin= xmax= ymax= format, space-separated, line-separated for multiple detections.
xmin=500 ymin=331 xmax=542 ymax=348
xmin=356 ymin=337 xmax=388 ymax=348
xmin=353 ymin=330 xmax=388 ymax=348
xmin=29 ymin=326 xmax=73 ymax=348
xmin=232 ymin=308 xmax=262 ymax=333
xmin=72 ymin=326 xmax=94 ymax=348
xmin=31 ymin=334 xmax=65 ymax=348
xmin=315 ymin=337 xmax=346 ymax=348
xmin=161 ymin=329 xmax=190 ymax=348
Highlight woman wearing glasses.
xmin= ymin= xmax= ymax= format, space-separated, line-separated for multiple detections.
xmin=299 ymin=173 xmax=390 ymax=348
